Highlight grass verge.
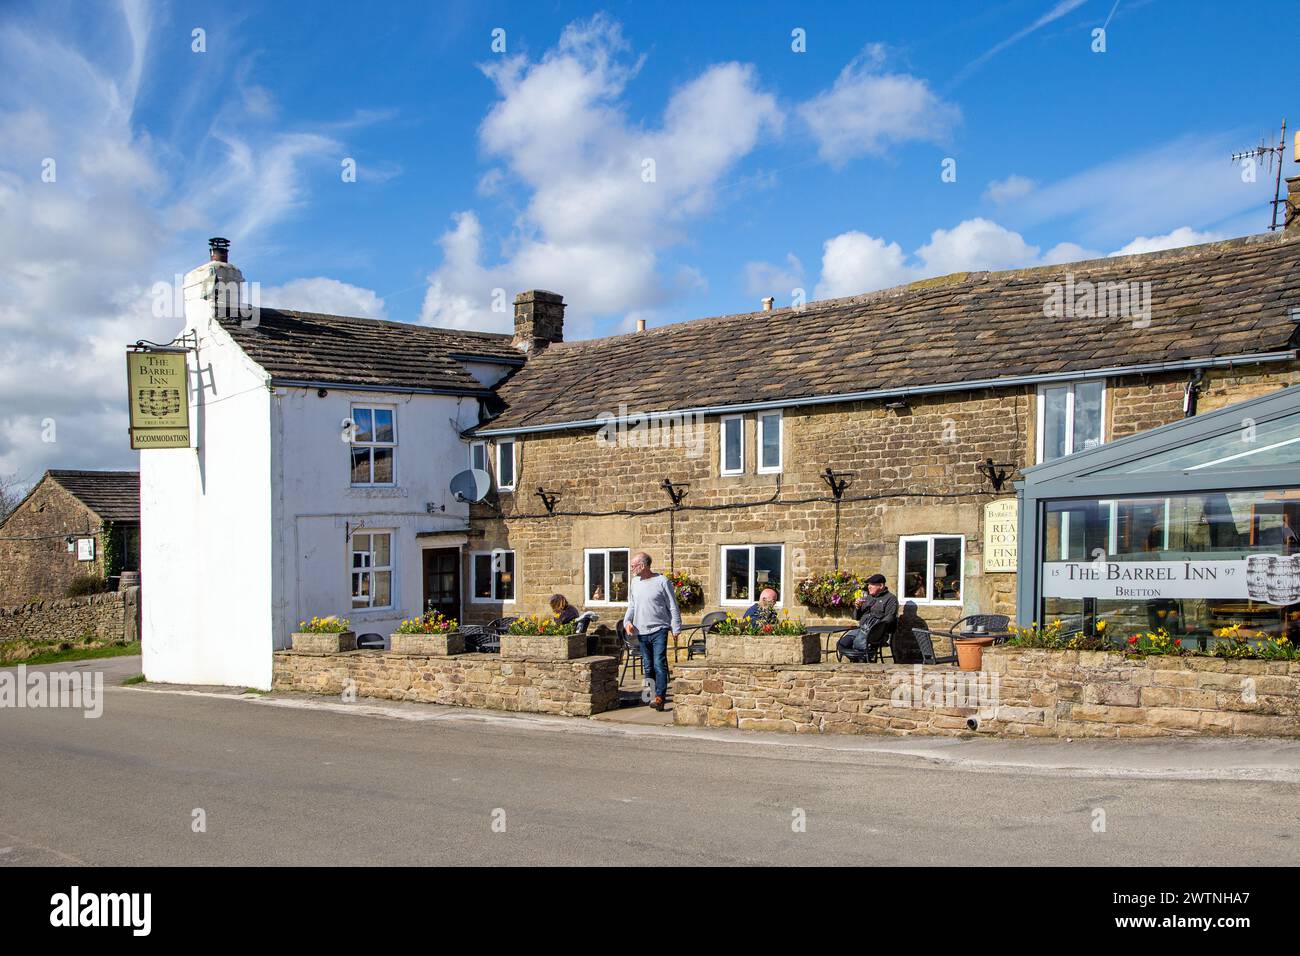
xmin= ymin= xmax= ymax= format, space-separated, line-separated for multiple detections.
xmin=0 ymin=640 xmax=142 ymax=668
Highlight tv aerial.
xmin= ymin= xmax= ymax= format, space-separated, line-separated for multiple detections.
xmin=1231 ymin=118 xmax=1289 ymax=231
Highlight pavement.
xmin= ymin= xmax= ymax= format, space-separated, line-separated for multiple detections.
xmin=2 ymin=656 xmax=1299 ymax=865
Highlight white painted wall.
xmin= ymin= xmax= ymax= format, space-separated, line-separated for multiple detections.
xmin=141 ymin=294 xmax=275 ymax=689
xmin=142 ymin=258 xmax=486 ymax=689
xmin=271 ymin=387 xmax=479 ymax=647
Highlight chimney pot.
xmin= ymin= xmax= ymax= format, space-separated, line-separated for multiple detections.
xmin=636 ymin=318 xmax=646 ymax=332
xmin=512 ymin=290 xmax=565 ymax=352
xmin=209 ymin=237 xmax=230 ymax=263
xmin=761 ymin=296 xmax=774 ymax=312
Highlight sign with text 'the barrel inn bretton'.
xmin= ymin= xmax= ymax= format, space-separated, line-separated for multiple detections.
xmin=126 ymin=350 xmax=190 ymax=449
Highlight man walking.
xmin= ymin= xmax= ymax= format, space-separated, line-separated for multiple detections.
xmin=623 ymin=551 xmax=682 ymax=711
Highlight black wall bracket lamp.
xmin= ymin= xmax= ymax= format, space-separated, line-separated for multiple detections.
xmin=822 ymin=468 xmax=853 ymax=500
xmin=977 ymin=459 xmax=1016 ymax=492
xmin=535 ymin=487 xmax=561 ymax=515
xmin=661 ymin=478 xmax=689 ymax=507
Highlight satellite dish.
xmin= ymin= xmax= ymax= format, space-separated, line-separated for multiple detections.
xmin=450 ymin=468 xmax=491 ymax=503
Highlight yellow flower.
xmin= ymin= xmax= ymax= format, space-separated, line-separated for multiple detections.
xmin=1095 ymin=620 xmax=1107 ymax=632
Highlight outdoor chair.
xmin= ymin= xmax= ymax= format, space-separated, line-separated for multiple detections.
xmin=617 ymin=622 xmax=643 ymax=684
xmin=460 ymin=624 xmax=490 ymax=652
xmin=675 ymin=611 xmax=727 ymax=661
xmin=836 ymin=618 xmax=895 ymax=664
xmin=950 ymin=614 xmax=1010 ymax=637
xmin=911 ymin=628 xmax=958 ymax=665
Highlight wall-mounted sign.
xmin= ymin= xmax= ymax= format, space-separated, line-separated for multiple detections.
xmin=127 ymin=350 xmax=190 ymax=449
xmin=76 ymin=537 xmax=95 ymax=561
xmin=1042 ymin=559 xmax=1258 ymax=602
xmin=983 ymin=499 xmax=1018 ymax=572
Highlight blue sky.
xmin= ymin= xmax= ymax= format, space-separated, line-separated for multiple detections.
xmin=0 ymin=0 xmax=1295 ymax=479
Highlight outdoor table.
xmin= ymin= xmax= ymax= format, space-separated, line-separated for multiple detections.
xmin=959 ymin=629 xmax=1012 ymax=644
xmin=808 ymin=623 xmax=857 ymax=658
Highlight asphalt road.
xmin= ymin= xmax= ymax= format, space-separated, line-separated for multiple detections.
xmin=2 ymin=660 xmax=1298 ymax=866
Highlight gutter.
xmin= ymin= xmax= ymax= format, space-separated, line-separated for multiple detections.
xmin=270 ymin=378 xmax=495 ymax=399
xmin=472 ymin=349 xmax=1298 ymax=437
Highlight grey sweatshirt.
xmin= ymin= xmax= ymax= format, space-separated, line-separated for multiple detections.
xmin=623 ymin=573 xmax=683 ymax=636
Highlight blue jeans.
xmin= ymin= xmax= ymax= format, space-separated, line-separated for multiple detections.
xmin=638 ymin=627 xmax=670 ymax=700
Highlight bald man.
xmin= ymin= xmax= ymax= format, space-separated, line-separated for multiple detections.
xmin=622 ymin=551 xmax=682 ymax=711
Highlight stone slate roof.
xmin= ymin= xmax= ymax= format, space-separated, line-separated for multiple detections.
xmin=483 ymin=233 xmax=1300 ymax=432
xmin=219 ymin=308 xmax=519 ymax=394
xmin=47 ymin=470 xmax=139 ymax=523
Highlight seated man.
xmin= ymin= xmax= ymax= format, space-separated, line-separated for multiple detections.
xmin=837 ymin=573 xmax=898 ymax=658
xmin=743 ymin=586 xmax=780 ymax=627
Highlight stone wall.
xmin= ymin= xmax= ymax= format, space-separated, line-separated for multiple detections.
xmin=466 ymin=365 xmax=1299 ymax=631
xmin=272 ymin=649 xmax=619 ymax=716
xmin=0 ymin=478 xmax=106 ymax=603
xmin=0 ymin=588 xmax=139 ymax=644
xmin=673 ymin=646 xmax=1300 ymax=738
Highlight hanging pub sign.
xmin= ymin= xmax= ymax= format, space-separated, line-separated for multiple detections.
xmin=983 ymin=499 xmax=1018 ymax=572
xmin=126 ymin=350 xmax=190 ymax=449
xmin=1039 ymin=557 xmax=1300 ymax=605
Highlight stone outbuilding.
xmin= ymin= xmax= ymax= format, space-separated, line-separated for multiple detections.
xmin=0 ymin=470 xmax=140 ymax=603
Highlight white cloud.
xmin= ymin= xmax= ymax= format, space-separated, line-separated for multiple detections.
xmin=984 ymin=174 xmax=1036 ymax=205
xmin=262 ymin=278 xmax=387 ymax=319
xmin=420 ymin=15 xmax=782 ymax=332
xmin=1109 ymin=226 xmax=1223 ymax=257
xmin=798 ymin=45 xmax=959 ymax=167
xmin=1009 ymin=135 xmax=1269 ymax=247
xmin=815 ymin=231 xmax=911 ymax=299
xmin=915 ymin=218 xmax=1042 ymax=275
xmin=742 ymin=254 xmax=804 ymax=298
xmin=0 ymin=4 xmax=389 ymax=483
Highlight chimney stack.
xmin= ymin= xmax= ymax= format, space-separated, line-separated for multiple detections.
xmin=184 ymin=237 xmax=246 ymax=328
xmin=512 ymin=290 xmax=565 ymax=353
xmin=1286 ymin=177 xmax=1300 ymax=234
xmin=761 ymin=296 xmax=774 ymax=311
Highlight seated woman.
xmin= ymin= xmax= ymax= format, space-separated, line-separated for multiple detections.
xmin=550 ymin=593 xmax=580 ymax=626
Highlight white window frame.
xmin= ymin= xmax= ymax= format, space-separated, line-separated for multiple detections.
xmin=757 ymin=410 xmax=783 ymax=474
xmin=898 ymin=534 xmax=965 ymax=607
xmin=720 ymin=544 xmax=784 ymax=607
xmin=1036 ymin=381 xmax=1107 ymax=464
xmin=720 ymin=415 xmax=745 ymax=476
xmin=349 ymin=404 xmax=398 ymax=486
xmin=350 ymin=530 xmax=394 ymax=611
xmin=470 ymin=549 xmax=516 ymax=604
xmin=469 ymin=440 xmax=488 ymax=473
xmin=496 ymin=440 xmax=516 ymax=492
xmin=583 ymin=548 xmax=631 ymax=606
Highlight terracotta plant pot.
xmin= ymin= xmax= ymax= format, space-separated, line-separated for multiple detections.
xmin=953 ymin=636 xmax=994 ymax=671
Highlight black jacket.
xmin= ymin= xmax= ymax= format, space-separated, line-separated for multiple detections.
xmin=854 ymin=589 xmax=898 ymax=630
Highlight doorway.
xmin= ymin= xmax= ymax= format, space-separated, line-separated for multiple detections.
xmin=422 ymin=548 xmax=461 ymax=623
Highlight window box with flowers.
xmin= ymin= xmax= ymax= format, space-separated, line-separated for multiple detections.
xmin=795 ymin=570 xmax=868 ymax=616
xmin=501 ymin=614 xmax=585 ymax=661
xmin=291 ymin=616 xmax=356 ymax=654
xmin=390 ymin=611 xmax=463 ymax=656
xmin=665 ymin=572 xmax=704 ymax=612
xmin=707 ymin=611 xmax=816 ymax=664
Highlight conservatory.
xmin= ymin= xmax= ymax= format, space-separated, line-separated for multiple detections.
xmin=1016 ymin=384 xmax=1300 ymax=651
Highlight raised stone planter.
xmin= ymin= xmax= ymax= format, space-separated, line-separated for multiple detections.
xmin=390 ymin=631 xmax=465 ymax=656
xmin=290 ymin=630 xmax=357 ymax=653
xmin=706 ymin=631 xmax=820 ymax=665
xmin=500 ymin=633 xmax=586 ymax=661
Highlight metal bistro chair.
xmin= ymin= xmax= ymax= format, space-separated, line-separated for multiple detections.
xmin=617 ymin=622 xmax=643 ymax=685
xmin=912 ymin=628 xmax=958 ymax=665
xmin=836 ymin=618 xmax=895 ymax=664
xmin=950 ymin=614 xmax=1011 ymax=639
xmin=475 ymin=616 xmax=517 ymax=655
xmin=676 ymin=611 xmax=727 ymax=661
